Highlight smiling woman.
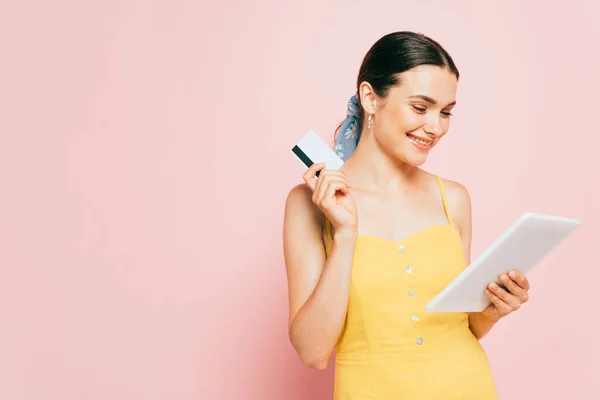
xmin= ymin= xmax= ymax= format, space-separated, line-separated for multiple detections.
xmin=282 ymin=31 xmax=531 ymax=400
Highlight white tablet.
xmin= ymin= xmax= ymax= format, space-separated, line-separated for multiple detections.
xmin=425 ymin=212 xmax=580 ymax=313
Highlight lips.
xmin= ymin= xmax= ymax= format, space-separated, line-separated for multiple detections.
xmin=406 ymin=133 xmax=433 ymax=147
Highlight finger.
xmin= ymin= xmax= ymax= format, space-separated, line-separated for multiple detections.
xmin=499 ymin=274 xmax=528 ymax=303
xmin=508 ymin=270 xmax=530 ymax=291
xmin=303 ymin=163 xmax=326 ymax=191
xmin=317 ymin=181 xmax=348 ymax=210
xmin=488 ymin=282 xmax=520 ymax=310
xmin=318 ymin=178 xmax=350 ymax=203
xmin=318 ymin=171 xmax=350 ymax=186
xmin=316 ymin=170 xmax=351 ymax=190
xmin=311 ymin=168 xmax=337 ymax=200
xmin=317 ymin=169 xmax=348 ymax=178
xmin=484 ymin=289 xmax=511 ymax=314
xmin=313 ymin=173 xmax=330 ymax=204
xmin=310 ymin=168 xmax=346 ymax=190
xmin=319 ymin=181 xmax=350 ymax=208
xmin=315 ymin=175 xmax=349 ymax=204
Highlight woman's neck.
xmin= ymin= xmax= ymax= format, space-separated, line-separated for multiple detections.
xmin=341 ymin=139 xmax=422 ymax=194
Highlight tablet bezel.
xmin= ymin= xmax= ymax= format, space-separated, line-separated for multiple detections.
xmin=425 ymin=212 xmax=580 ymax=313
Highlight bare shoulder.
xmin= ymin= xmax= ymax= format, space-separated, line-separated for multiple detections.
xmin=284 ymin=183 xmax=323 ymax=224
xmin=438 ymin=176 xmax=472 ymax=234
xmin=283 ymin=183 xmax=325 ymax=245
xmin=285 ymin=183 xmax=313 ymax=208
xmin=440 ymin=177 xmax=471 ymax=206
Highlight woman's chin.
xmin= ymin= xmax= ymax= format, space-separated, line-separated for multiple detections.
xmin=397 ymin=149 xmax=429 ymax=167
xmin=396 ymin=140 xmax=433 ymax=166
xmin=408 ymin=156 xmax=428 ymax=167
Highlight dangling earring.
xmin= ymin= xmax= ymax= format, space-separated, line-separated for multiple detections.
xmin=368 ymin=114 xmax=373 ymax=130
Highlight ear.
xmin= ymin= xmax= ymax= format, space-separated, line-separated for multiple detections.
xmin=358 ymin=81 xmax=377 ymax=115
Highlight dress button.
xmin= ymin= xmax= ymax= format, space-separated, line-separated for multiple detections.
xmin=416 ymin=338 xmax=423 ymax=345
xmin=398 ymin=245 xmax=405 ymax=252
xmin=412 ymin=315 xmax=419 ymax=322
xmin=405 ymin=266 xmax=412 ymax=274
xmin=408 ymin=290 xmax=415 ymax=296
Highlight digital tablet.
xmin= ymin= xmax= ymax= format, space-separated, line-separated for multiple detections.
xmin=425 ymin=212 xmax=580 ymax=313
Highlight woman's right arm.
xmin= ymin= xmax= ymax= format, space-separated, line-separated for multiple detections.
xmin=283 ymin=164 xmax=358 ymax=370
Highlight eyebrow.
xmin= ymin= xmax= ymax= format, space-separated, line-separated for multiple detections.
xmin=409 ymin=95 xmax=456 ymax=107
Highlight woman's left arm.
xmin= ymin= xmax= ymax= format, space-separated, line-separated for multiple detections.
xmin=448 ymin=180 xmax=531 ymax=340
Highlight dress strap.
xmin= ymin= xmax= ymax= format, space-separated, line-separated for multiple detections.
xmin=325 ymin=217 xmax=334 ymax=242
xmin=324 ymin=217 xmax=334 ymax=254
xmin=435 ymin=175 xmax=454 ymax=228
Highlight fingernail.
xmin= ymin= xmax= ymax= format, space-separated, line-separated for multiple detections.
xmin=509 ymin=271 xmax=516 ymax=278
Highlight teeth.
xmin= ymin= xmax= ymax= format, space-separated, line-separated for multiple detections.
xmin=408 ymin=134 xmax=431 ymax=146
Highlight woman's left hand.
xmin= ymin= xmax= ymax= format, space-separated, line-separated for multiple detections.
xmin=482 ymin=270 xmax=530 ymax=321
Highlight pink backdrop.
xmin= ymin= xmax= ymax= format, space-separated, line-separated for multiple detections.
xmin=1 ymin=1 xmax=598 ymax=399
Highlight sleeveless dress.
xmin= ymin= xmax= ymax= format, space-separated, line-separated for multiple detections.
xmin=324 ymin=175 xmax=498 ymax=400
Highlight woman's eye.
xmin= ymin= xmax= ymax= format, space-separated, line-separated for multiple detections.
xmin=412 ymin=105 xmax=452 ymax=118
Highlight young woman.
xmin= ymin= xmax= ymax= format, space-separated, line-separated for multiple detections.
xmin=283 ymin=31 xmax=531 ymax=399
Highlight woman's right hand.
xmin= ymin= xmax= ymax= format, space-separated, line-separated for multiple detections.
xmin=303 ymin=163 xmax=358 ymax=235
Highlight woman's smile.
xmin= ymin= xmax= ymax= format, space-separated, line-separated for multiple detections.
xmin=406 ymin=133 xmax=433 ymax=151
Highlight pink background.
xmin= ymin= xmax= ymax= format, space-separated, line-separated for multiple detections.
xmin=1 ymin=1 xmax=598 ymax=399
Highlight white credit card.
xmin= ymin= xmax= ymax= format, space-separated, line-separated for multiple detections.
xmin=291 ymin=130 xmax=344 ymax=176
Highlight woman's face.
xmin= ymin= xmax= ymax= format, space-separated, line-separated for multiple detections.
xmin=363 ymin=65 xmax=458 ymax=167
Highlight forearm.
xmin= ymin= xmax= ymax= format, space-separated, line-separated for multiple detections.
xmin=290 ymin=232 xmax=356 ymax=369
xmin=468 ymin=312 xmax=500 ymax=340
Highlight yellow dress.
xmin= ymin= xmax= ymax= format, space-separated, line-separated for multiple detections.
xmin=325 ymin=175 xmax=498 ymax=400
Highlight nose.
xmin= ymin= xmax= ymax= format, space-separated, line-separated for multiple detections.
xmin=423 ymin=115 xmax=443 ymax=137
